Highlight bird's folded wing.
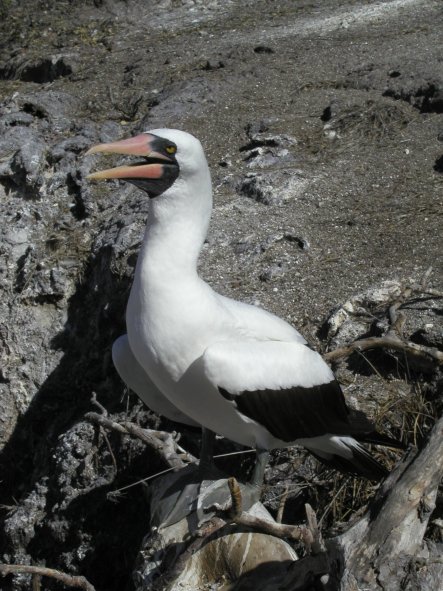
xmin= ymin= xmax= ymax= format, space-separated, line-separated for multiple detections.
xmin=112 ymin=335 xmax=198 ymax=426
xmin=202 ymin=340 xmax=373 ymax=442
xmin=218 ymin=294 xmax=307 ymax=345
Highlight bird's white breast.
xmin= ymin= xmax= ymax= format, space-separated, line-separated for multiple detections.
xmin=126 ymin=272 xmax=232 ymax=382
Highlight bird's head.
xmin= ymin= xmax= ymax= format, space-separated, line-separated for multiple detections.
xmin=86 ymin=128 xmax=207 ymax=198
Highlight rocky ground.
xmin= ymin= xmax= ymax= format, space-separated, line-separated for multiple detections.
xmin=0 ymin=1 xmax=442 ymax=590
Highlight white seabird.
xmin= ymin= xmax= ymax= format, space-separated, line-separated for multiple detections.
xmin=87 ymin=129 xmax=400 ymax=483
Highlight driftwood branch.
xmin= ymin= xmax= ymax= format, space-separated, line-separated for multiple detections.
xmin=356 ymin=415 xmax=443 ymax=555
xmin=85 ymin=411 xmax=194 ymax=470
xmin=325 ymin=273 xmax=443 ymax=365
xmin=325 ymin=334 xmax=443 ymax=364
xmin=276 ymin=484 xmax=289 ymax=524
xmin=85 ymin=395 xmax=196 ymax=471
xmin=90 ymin=392 xmax=118 ymax=473
xmin=328 ymin=415 xmax=443 ymax=588
xmin=158 ymin=478 xmax=331 ymax=591
xmin=192 ymin=417 xmax=442 ymax=590
xmin=207 ymin=477 xmax=320 ymax=546
xmin=0 ymin=565 xmax=95 ymax=591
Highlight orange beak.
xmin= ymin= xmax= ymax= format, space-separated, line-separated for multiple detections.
xmin=86 ymin=133 xmax=174 ymax=181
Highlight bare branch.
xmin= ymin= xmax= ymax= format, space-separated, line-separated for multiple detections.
xmin=276 ymin=484 xmax=289 ymax=524
xmin=100 ymin=425 xmax=118 ymax=473
xmin=325 ymin=272 xmax=442 ymax=367
xmin=0 ymin=565 xmax=95 ymax=591
xmin=235 ymin=507 xmax=308 ymax=541
xmin=32 ymin=573 xmax=41 ymax=591
xmin=325 ymin=334 xmax=443 ymax=365
xmin=85 ymin=411 xmax=195 ymax=470
xmin=88 ymin=394 xmax=118 ymax=472
xmin=90 ymin=391 xmax=108 ymax=416
xmin=328 ymin=416 xmax=443 ymax=588
xmin=206 ymin=477 xmax=308 ymax=543
xmin=305 ymin=503 xmax=325 ymax=555
xmin=122 ymin=422 xmax=194 ymax=470
xmin=84 ymin=411 xmax=127 ymax=435
xmin=227 ymin=476 xmax=242 ymax=518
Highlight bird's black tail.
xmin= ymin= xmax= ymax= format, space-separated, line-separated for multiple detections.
xmin=310 ymin=443 xmax=387 ymax=481
xmin=305 ymin=434 xmax=402 ymax=481
xmin=354 ymin=430 xmax=405 ymax=449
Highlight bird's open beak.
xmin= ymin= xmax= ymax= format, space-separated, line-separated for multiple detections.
xmin=86 ymin=133 xmax=174 ymax=181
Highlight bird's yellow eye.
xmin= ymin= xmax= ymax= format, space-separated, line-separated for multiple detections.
xmin=166 ymin=145 xmax=176 ymax=154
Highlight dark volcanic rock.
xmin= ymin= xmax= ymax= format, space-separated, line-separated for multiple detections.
xmin=0 ymin=128 xmax=48 ymax=198
xmin=0 ymin=53 xmax=78 ymax=83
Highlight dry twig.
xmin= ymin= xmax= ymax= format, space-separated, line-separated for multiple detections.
xmin=325 ymin=330 xmax=443 ymax=365
xmin=325 ymin=270 xmax=442 ymax=366
xmin=276 ymin=484 xmax=289 ymax=524
xmin=90 ymin=391 xmax=108 ymax=416
xmin=90 ymin=392 xmax=117 ymax=473
xmin=85 ymin=411 xmax=194 ymax=470
xmin=207 ymin=477 xmax=313 ymax=544
xmin=85 ymin=394 xmax=195 ymax=471
xmin=0 ymin=565 xmax=95 ymax=591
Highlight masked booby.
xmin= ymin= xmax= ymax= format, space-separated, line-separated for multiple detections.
xmin=87 ymin=129 xmax=400 ymax=483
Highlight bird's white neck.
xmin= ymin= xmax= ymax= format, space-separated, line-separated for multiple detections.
xmin=136 ymin=169 xmax=212 ymax=286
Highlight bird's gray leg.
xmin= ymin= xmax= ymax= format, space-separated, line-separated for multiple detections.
xmin=198 ymin=428 xmax=216 ymax=476
xmin=238 ymin=448 xmax=270 ymax=510
xmin=250 ymin=448 xmax=270 ymax=488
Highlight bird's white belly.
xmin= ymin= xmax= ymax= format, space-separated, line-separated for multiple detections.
xmin=126 ymin=312 xmax=283 ymax=449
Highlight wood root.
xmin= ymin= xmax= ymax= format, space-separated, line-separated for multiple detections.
xmin=0 ymin=564 xmax=96 ymax=591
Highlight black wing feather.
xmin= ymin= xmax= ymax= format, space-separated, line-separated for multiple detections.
xmin=219 ymin=380 xmax=378 ymax=443
xmin=309 ymin=445 xmax=389 ymax=481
